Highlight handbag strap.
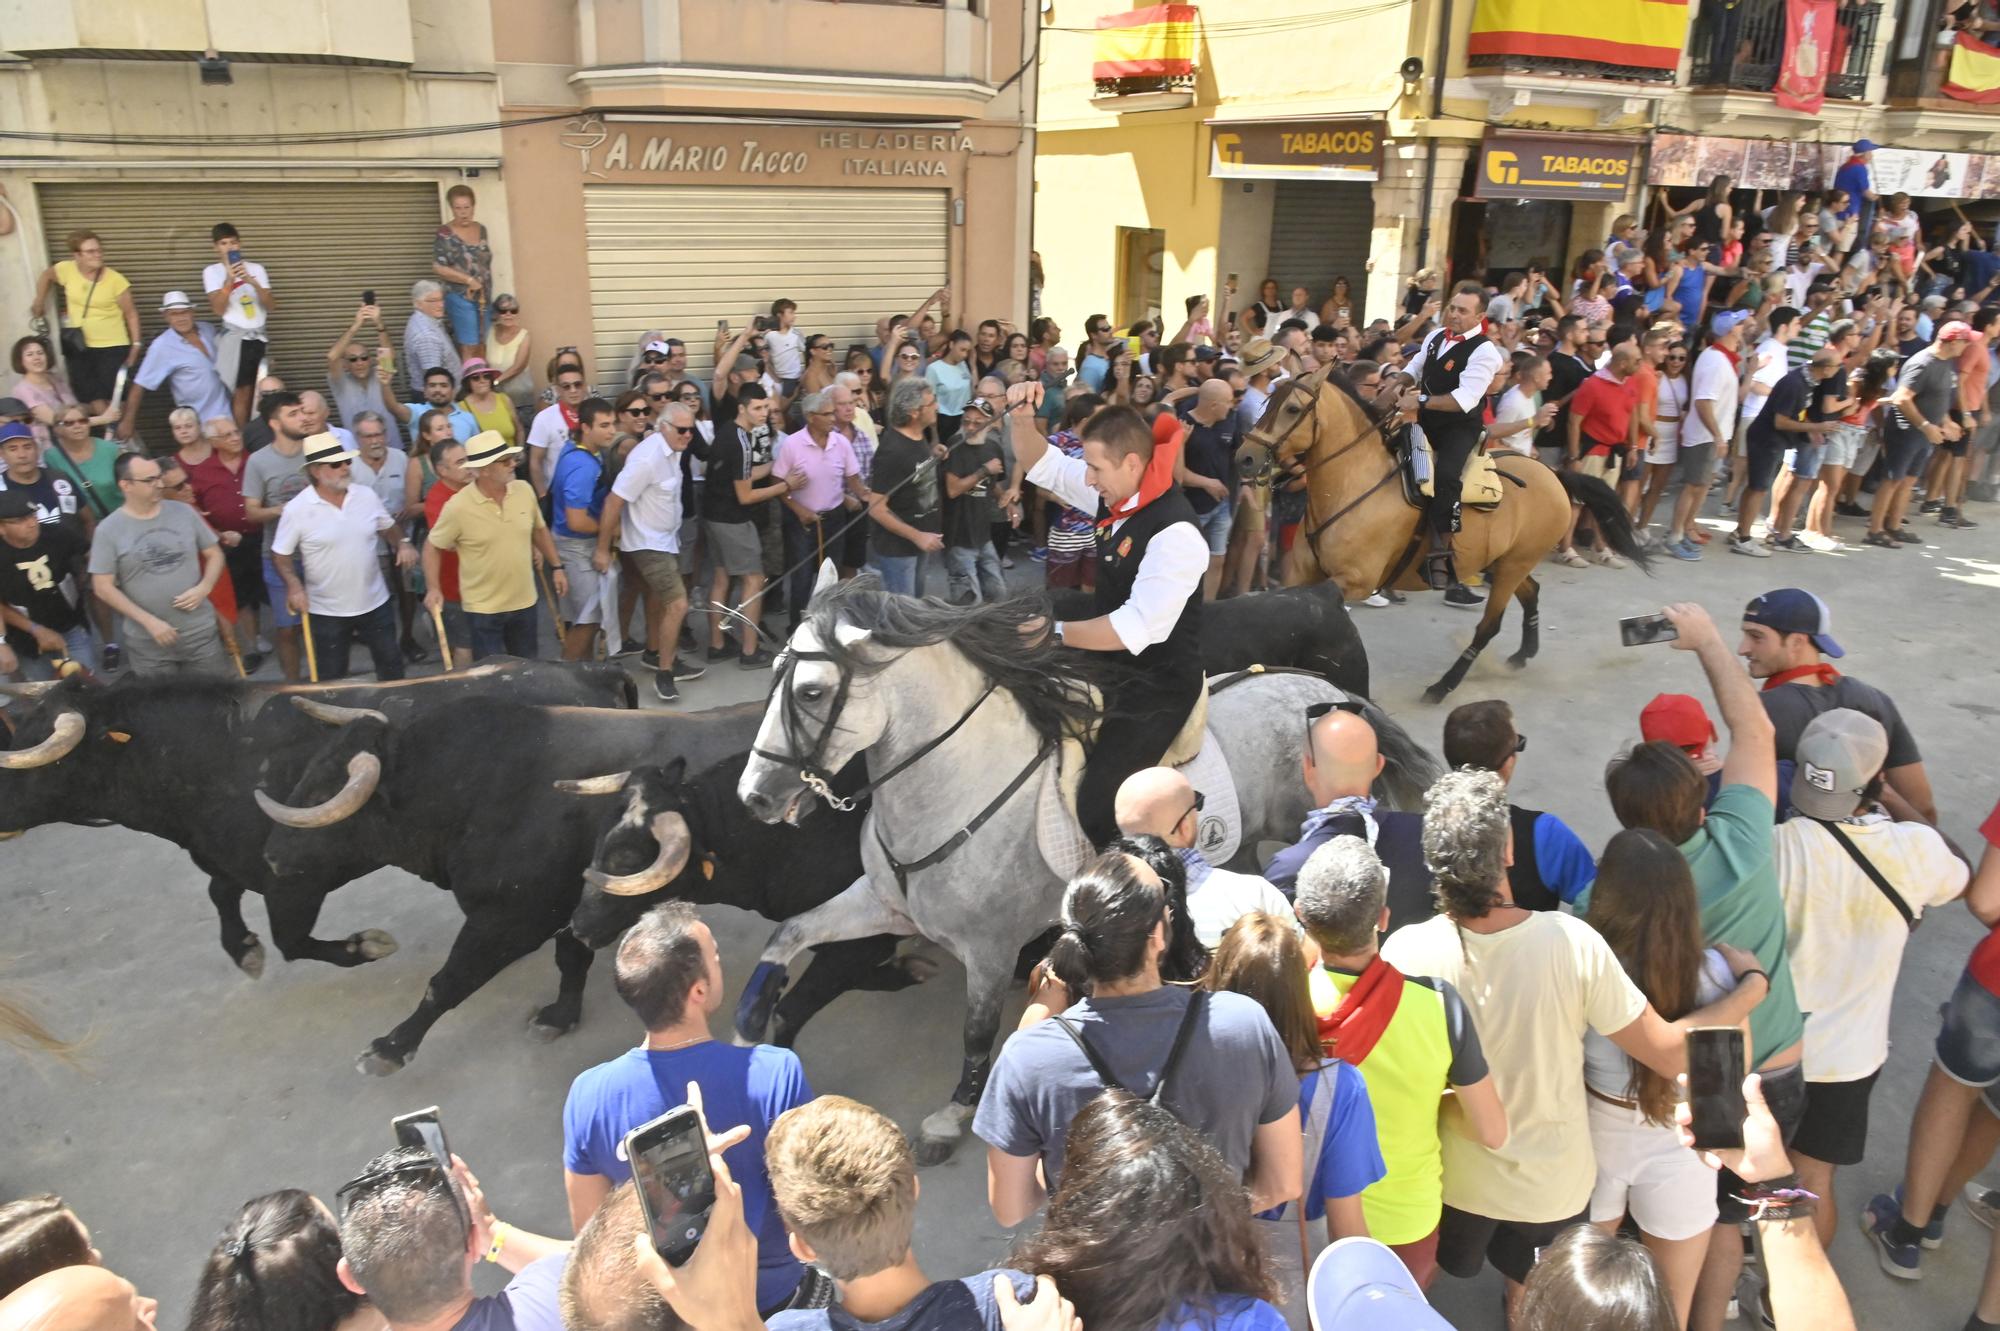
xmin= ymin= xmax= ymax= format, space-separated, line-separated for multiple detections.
xmin=44 ymin=446 xmax=109 ymax=520
xmin=1818 ymin=820 xmax=1916 ymax=932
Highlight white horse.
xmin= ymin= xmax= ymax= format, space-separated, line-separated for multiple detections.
xmin=736 ymin=570 xmax=1440 ymax=1163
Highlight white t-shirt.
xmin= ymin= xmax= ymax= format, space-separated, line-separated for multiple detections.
xmin=1493 ymin=387 xmax=1539 ymax=455
xmin=612 ymin=432 xmax=685 ymax=554
xmin=1775 ymin=814 xmax=1967 ymax=1082
xmin=765 ymin=328 xmax=806 ymax=381
xmin=1186 ymin=866 xmax=1296 ymax=949
xmin=1741 ymin=337 xmax=1789 ymax=423
xmin=270 ymin=484 xmax=394 ymax=617
xmin=201 ymin=259 xmax=272 ymax=333
xmin=1683 ymin=346 xmax=1740 ymax=448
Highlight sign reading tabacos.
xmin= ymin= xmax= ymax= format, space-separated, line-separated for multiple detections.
xmin=1475 ymin=133 xmax=1638 ymax=202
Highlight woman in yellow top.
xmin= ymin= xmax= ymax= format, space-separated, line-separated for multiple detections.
xmin=30 ymin=229 xmax=141 ymax=415
xmin=456 ymin=358 xmax=519 ymax=447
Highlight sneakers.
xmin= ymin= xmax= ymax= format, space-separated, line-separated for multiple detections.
xmin=1767 ymin=534 xmax=1808 ymax=552
xmin=1589 ymin=547 xmax=1629 ymax=569
xmin=1921 ymin=498 xmax=1945 ymax=515
xmin=1898 ymin=1185 xmax=1948 ymax=1248
xmin=1729 ymin=534 xmax=1773 ymax=557
xmin=653 ymin=671 xmax=680 ymax=702
xmin=1667 ymin=538 xmax=1703 ymax=561
xmin=1943 ymin=508 xmax=1981 ymax=529
xmin=1836 ymin=500 xmax=1871 ymax=518
xmin=1029 ymin=546 xmax=1049 ymax=563
xmin=738 ymin=647 xmax=774 ymax=669
xmin=1554 ymin=547 xmax=1590 ymax=568
xmin=1964 ymin=1182 xmax=2000 ymax=1232
xmin=1893 ymin=527 xmax=1923 ymax=545
xmin=400 ymin=638 xmax=431 ymax=665
xmin=612 ymin=640 xmax=645 ymax=659
xmin=672 ymin=656 xmax=706 ymax=681
xmin=707 ymin=642 xmax=740 ymax=663
xmin=1863 ymin=1193 xmax=1924 ymax=1280
xmin=102 ymin=642 xmax=123 ymax=672
xmin=1443 ymin=584 xmax=1485 ymax=610
xmin=1362 ymin=592 xmax=1392 ymax=608
xmin=640 ymin=649 xmax=661 ymax=669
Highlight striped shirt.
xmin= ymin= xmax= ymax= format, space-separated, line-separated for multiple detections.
xmin=1788 ymin=308 xmax=1839 ymax=369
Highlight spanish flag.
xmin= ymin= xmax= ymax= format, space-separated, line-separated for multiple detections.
xmin=1944 ymin=31 xmax=2000 ymax=104
xmin=1468 ymin=0 xmax=1689 ymax=72
xmin=1093 ymin=4 xmax=1197 ymax=81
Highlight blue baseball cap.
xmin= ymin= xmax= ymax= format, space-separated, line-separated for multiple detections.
xmin=1853 ymin=138 xmax=1880 ymax=154
xmin=0 ymin=420 xmax=36 ymax=445
xmin=1743 ymin=587 xmax=1844 ymax=659
xmin=1710 ymin=309 xmax=1752 ymax=337
xmin=1308 ymin=1238 xmax=1452 ymax=1331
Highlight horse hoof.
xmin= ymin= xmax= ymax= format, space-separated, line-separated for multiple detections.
xmin=913 ymin=1132 xmax=959 ymax=1167
xmin=1421 ymin=686 xmax=1450 ymax=705
xmin=733 ymin=961 xmax=788 ymax=1043
xmin=236 ymin=938 xmax=266 ymax=980
xmin=526 ymin=1005 xmax=577 ymax=1042
xmin=356 ymin=1045 xmax=406 ymax=1077
xmin=1506 ymin=653 xmax=1531 ymax=670
xmin=349 ymin=929 xmax=399 ymax=961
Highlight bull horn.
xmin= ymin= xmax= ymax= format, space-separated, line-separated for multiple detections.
xmin=0 ymin=712 xmax=85 ymax=769
xmin=583 ymin=813 xmax=691 ymax=897
xmin=254 ymin=753 xmax=382 ymax=828
xmin=290 ymin=697 xmax=389 ymax=726
xmin=554 ymin=771 xmax=632 ymax=796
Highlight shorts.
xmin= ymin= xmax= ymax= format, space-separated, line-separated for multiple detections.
xmin=65 ymin=343 xmax=129 ymax=405
xmin=758 ymin=505 xmax=785 ymax=579
xmin=1436 ymin=1204 xmax=1589 ymax=1285
xmin=1743 ymin=438 xmax=1786 ymax=491
xmin=1647 ymin=426 xmax=1680 ymax=467
xmin=1732 ymin=417 xmax=1755 ymax=458
xmin=1821 ymin=424 xmax=1865 ymax=471
xmin=1852 ymin=437 xmax=1881 ymax=478
xmin=1192 ymin=500 xmax=1233 ymax=555
xmin=1789 ymin=1070 xmax=1882 ymax=1167
xmin=1587 ymin=1095 xmax=1720 ymax=1241
xmin=705 ymin=520 xmax=763 ymax=577
xmin=216 ymin=328 xmax=268 ymax=390
xmin=1785 ymin=442 xmax=1825 ymax=480
xmin=442 ymin=288 xmax=484 ymax=346
xmin=1579 ymin=451 xmax=1623 ymax=485
xmin=1935 ymin=969 xmax=2000 ymax=1086
xmin=555 ymin=533 xmax=606 ymax=625
xmin=1715 ymin=1061 xmax=1807 ymax=1223
xmin=625 ymin=548 xmax=688 ymax=605
xmin=1674 ymin=439 xmax=1716 ymax=487
xmin=1881 ymin=431 xmax=1930 ymax=481
xmin=1940 ymin=434 xmax=1971 ymax=459
xmin=261 ymin=552 xmax=301 ymax=629
xmin=223 ymin=530 xmax=266 ymax=609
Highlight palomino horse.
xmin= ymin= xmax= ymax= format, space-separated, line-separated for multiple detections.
xmin=736 ymin=569 xmax=1441 ymax=1164
xmin=1235 ymin=365 xmax=1649 ymax=703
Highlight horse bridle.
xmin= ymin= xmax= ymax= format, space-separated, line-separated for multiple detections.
xmin=1239 ymin=368 xmax=1408 ymax=548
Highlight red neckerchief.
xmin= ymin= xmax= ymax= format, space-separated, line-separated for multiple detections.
xmin=1763 ymin=662 xmax=1842 ymax=691
xmin=1097 ymin=417 xmax=1184 ymax=530
xmin=1709 ymin=344 xmax=1741 ymax=370
xmin=558 ymin=401 xmax=579 ymax=433
xmin=1317 ymin=955 xmax=1404 ymax=1066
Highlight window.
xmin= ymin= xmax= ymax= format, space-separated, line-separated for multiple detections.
xmin=1116 ymin=226 xmax=1166 ymax=331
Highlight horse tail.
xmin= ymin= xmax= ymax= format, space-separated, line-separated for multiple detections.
xmin=1557 ymin=470 xmax=1655 ymax=574
xmin=1350 ymin=692 xmax=1446 ymax=812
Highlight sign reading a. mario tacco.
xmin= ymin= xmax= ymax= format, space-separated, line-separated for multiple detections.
xmin=1475 ymin=133 xmax=1637 ymax=202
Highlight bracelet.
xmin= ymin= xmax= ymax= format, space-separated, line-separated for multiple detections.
xmin=484 ymin=1221 xmax=510 ymax=1264
xmin=1736 ymin=967 xmax=1768 ymax=987
xmin=1734 ymin=1178 xmax=1817 ymax=1224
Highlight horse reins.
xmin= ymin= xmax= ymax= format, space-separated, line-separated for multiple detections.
xmin=1241 ymin=371 xmax=1405 ymax=548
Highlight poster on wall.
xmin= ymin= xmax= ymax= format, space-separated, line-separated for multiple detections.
xmin=1647 ymin=135 xmax=1999 ymax=200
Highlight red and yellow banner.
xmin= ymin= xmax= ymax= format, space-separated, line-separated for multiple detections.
xmin=1774 ymin=0 xmax=1837 ymax=114
xmin=1093 ymin=4 xmax=1198 ymax=81
xmin=1944 ymin=31 xmax=2000 ymax=105
xmin=1467 ymin=0 xmax=1689 ymax=72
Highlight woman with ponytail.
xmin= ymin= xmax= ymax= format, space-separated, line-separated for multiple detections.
xmin=186 ymin=1192 xmax=380 ymax=1331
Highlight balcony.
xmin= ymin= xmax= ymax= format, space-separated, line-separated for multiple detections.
xmin=1090 ymin=4 xmax=1199 ymax=110
xmin=1463 ymin=52 xmax=1676 ymax=85
xmin=1689 ymin=0 xmax=1882 ymax=100
xmin=0 ymin=0 xmax=415 ymax=66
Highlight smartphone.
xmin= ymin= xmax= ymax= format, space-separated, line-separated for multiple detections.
xmin=1619 ymin=612 xmax=1679 ymax=647
xmin=226 ymin=248 xmax=242 ymax=267
xmin=1686 ymin=1027 xmax=1748 ymax=1150
xmin=392 ymin=1106 xmax=452 ymax=1166
xmin=625 ymin=1107 xmax=716 ymax=1266
xmin=363 ymin=290 xmax=377 ymax=307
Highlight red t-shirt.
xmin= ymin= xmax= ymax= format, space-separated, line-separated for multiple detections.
xmin=180 ymin=450 xmax=255 ymax=535
xmin=1969 ymin=795 xmax=2000 ymax=995
xmin=1569 ymin=372 xmax=1640 ymax=455
xmin=424 ymin=480 xmax=463 ymax=603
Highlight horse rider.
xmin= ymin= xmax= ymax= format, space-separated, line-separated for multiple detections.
xmin=1007 ymin=383 xmax=1207 ymax=845
xmin=1400 ymin=280 xmax=1504 ymax=609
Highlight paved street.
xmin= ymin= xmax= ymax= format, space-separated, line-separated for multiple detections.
xmin=6 ymin=505 xmax=2000 ymax=1329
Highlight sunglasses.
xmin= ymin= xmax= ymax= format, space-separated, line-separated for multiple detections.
xmin=57 ymin=417 xmax=89 ymax=426
xmin=663 ymin=422 xmax=693 ymax=435
xmin=647 ymin=391 xmax=673 ymax=402
xmin=624 ymin=405 xmax=654 ymax=417
xmin=345 ymin=354 xmax=372 ymax=364
xmin=1303 ymin=699 xmax=1368 ymax=761
xmin=641 ymin=353 xmax=666 ymax=363
xmin=494 ymin=305 xmax=519 ymax=314
xmin=1512 ymin=734 xmax=1528 ymax=754
xmin=336 ymin=1157 xmax=470 ymax=1233
xmin=1179 ymin=790 xmax=1206 ymax=827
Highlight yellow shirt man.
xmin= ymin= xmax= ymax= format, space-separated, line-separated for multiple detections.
xmin=427 ymin=476 xmax=543 ymax=615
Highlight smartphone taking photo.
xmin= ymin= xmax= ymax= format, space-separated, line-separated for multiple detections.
xmin=1619 ymin=612 xmax=1679 ymax=647
xmin=625 ymin=1106 xmax=716 ymax=1266
xmin=392 ymin=1106 xmax=452 ymax=1167
xmin=1686 ymin=1027 xmax=1748 ymax=1151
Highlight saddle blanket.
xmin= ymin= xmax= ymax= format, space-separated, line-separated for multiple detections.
xmin=1417 ymin=450 xmax=1505 ymax=507
xmin=1037 ymin=729 xmax=1241 ymax=881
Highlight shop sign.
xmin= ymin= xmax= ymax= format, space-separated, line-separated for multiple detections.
xmin=560 ymin=116 xmax=971 ymax=181
xmin=1475 ymin=133 xmax=1637 ymax=202
xmin=1208 ymin=120 xmax=1386 ymax=182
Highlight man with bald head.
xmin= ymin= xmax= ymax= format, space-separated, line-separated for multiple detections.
xmin=1261 ymin=704 xmax=1433 ymax=928
xmin=1176 ymin=377 xmax=1241 ymax=600
xmin=0 ymin=1266 xmax=157 ymax=1331
xmin=1115 ymin=766 xmax=1291 ymax=947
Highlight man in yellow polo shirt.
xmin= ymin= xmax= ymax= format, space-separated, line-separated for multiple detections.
xmin=1297 ymin=835 xmax=1508 ymax=1290
xmin=423 ymin=429 xmax=565 ymax=660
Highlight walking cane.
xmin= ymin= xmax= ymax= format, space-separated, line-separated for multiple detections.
xmin=430 ymin=602 xmax=455 ymax=673
xmin=538 ymin=564 xmax=569 ymax=643
xmin=300 ymin=608 xmax=320 ymax=683
xmin=221 ymin=628 xmax=247 ymax=680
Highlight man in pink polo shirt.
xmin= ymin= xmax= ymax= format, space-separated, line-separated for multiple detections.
xmin=775 ymin=387 xmax=870 ymax=628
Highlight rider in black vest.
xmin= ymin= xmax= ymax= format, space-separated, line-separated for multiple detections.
xmin=1399 ymin=280 xmax=1505 ymax=610
xmin=1010 ymin=389 xmax=1206 ymax=845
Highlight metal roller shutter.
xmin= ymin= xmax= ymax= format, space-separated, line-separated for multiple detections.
xmin=35 ymin=181 xmax=443 ymax=446
xmin=582 ymin=184 xmax=949 ymax=388
xmin=1268 ymin=180 xmax=1375 ymax=324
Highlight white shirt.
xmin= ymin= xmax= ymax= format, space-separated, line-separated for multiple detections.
xmin=527 ymin=402 xmax=573 ymax=483
xmin=270 ymin=483 xmax=395 ymax=617
xmin=1236 ymin=383 xmax=1271 ymax=439
xmin=1404 ymin=330 xmax=1505 ymax=411
xmin=1740 ymin=336 xmax=1789 ymax=422
xmin=1775 ymin=814 xmax=1967 ymax=1082
xmin=613 ymin=432 xmax=685 ymax=554
xmin=1026 ymin=448 xmax=1207 ymax=657
xmin=1682 ymin=345 xmax=1740 ymax=447
xmin=201 ymin=259 xmax=272 ymax=333
xmin=765 ymin=328 xmax=806 ymax=381
xmin=1187 ymin=866 xmax=1295 ymax=949
xmin=353 ymin=449 xmax=409 ymax=520
xmin=1493 ymin=387 xmax=1539 ymax=455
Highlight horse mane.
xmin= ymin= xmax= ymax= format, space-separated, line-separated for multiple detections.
xmin=1271 ymin=364 xmax=1397 ymax=454
xmin=800 ymin=575 xmax=1112 ymax=746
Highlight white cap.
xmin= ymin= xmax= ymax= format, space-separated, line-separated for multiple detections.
xmin=160 ymin=290 xmax=194 ymax=310
xmin=643 ymin=339 xmax=672 ymax=356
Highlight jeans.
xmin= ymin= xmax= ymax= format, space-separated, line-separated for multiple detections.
xmin=307 ymin=598 xmax=405 ymax=681
xmin=945 ymin=541 xmax=1005 ymax=604
xmin=784 ymin=506 xmax=869 ymax=622
xmin=466 ymin=605 xmax=540 ymax=661
xmin=17 ymin=625 xmax=99 ymax=678
xmin=869 ymin=551 xmax=920 ymax=596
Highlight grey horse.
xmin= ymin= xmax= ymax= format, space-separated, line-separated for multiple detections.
xmin=737 ymin=569 xmax=1440 ymax=1164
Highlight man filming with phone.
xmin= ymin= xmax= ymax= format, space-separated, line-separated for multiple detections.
xmin=202 ymin=223 xmax=275 ymax=429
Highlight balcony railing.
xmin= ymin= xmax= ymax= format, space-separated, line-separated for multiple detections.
xmin=1092 ymin=4 xmax=1198 ymax=99
xmin=1690 ymin=0 xmax=1881 ymax=99
xmin=1463 ymin=52 xmax=1676 ymax=84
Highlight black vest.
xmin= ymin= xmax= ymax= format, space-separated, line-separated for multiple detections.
xmin=1418 ymin=331 xmax=1491 ymax=445
xmin=1095 ymin=488 xmax=1204 ymax=689
xmin=1507 ymin=804 xmax=1557 ymax=912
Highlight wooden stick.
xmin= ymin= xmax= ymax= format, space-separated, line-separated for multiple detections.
xmin=221 ymin=628 xmax=247 ymax=679
xmin=538 ymin=564 xmax=568 ymax=642
xmin=430 ymin=602 xmax=454 ymax=673
xmin=300 ymin=608 xmax=319 ymax=683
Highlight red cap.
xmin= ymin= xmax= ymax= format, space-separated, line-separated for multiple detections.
xmin=1939 ymin=321 xmax=1978 ymax=342
xmin=1640 ymin=693 xmax=1716 ymax=751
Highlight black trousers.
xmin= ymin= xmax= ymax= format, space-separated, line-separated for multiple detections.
xmin=1419 ymin=412 xmax=1483 ymax=540
xmin=1078 ymin=672 xmax=1204 ymax=847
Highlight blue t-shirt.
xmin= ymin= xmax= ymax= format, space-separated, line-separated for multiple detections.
xmin=1290 ymin=1061 xmax=1386 ymax=1222
xmin=1158 ymin=1295 xmax=1288 ymax=1331
xmin=925 ymin=358 xmax=974 ymax=416
xmin=451 ymin=1252 xmax=565 ymax=1331
xmin=562 ymin=1043 xmax=813 ymax=1310
xmin=768 ymin=1271 xmax=1036 ymax=1331
xmin=1077 ymin=353 xmax=1110 ymax=392
xmin=1532 ymin=813 xmax=1598 ymax=906
xmin=1832 ymin=161 xmax=1870 ymax=217
xmin=550 ymin=445 xmax=609 ymax=538
xmin=404 ymin=402 xmax=478 ymax=447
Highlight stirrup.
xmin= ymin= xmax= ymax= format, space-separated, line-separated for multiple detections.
xmin=1421 ymin=550 xmax=1455 ymax=591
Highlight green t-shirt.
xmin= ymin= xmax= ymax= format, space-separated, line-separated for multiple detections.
xmin=1679 ymin=784 xmax=1805 ymax=1065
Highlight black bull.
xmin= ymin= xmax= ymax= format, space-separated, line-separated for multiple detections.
xmin=0 ymin=662 xmax=634 ymax=978
xmin=258 ymin=698 xmax=914 ymax=1073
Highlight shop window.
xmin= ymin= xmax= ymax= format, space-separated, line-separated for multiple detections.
xmin=1116 ymin=226 xmax=1166 ymax=330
